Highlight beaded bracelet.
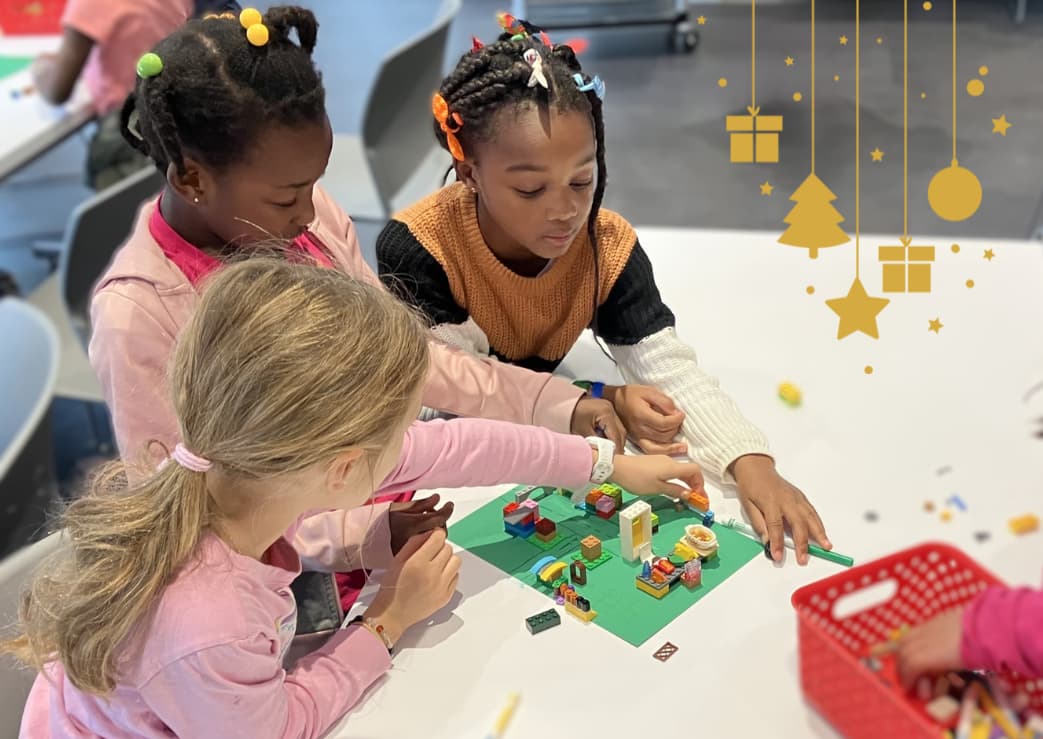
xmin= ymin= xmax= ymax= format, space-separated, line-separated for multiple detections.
xmin=347 ymin=615 xmax=393 ymax=654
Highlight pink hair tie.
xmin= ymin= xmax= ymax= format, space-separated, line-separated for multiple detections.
xmin=170 ymin=443 xmax=213 ymax=473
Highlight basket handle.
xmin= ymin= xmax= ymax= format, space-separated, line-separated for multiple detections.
xmin=832 ymin=579 xmax=898 ymax=620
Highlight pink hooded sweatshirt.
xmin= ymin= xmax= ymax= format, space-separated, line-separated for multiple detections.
xmin=88 ymin=185 xmax=585 ymax=468
xmin=962 ymin=581 xmax=1043 ymax=677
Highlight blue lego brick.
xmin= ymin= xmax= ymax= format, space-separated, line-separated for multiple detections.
xmin=505 ymin=521 xmax=536 ymax=538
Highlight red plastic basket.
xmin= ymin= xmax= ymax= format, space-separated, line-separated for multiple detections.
xmin=791 ymin=542 xmax=1043 ymax=739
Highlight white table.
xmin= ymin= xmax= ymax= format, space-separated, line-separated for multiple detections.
xmin=0 ymin=36 xmax=93 ymax=183
xmin=331 ymin=228 xmax=1043 ymax=739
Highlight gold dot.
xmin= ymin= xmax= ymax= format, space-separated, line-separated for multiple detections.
xmin=806 ymin=285 xmax=815 ymax=295
xmin=793 ymin=91 xmax=803 ymax=102
xmin=834 ymin=74 xmax=840 ymax=81
xmin=979 ymin=65 xmax=989 ymax=76
xmin=921 ymin=92 xmax=927 ymax=99
xmin=923 ymin=0 xmax=932 ymax=9
xmin=876 ymin=36 xmax=883 ymax=44
xmin=966 ymin=79 xmax=985 ymax=97
xmin=717 ymin=77 xmax=728 ymax=88
xmin=966 ymin=279 xmax=975 ymax=288
xmin=951 ymin=243 xmax=960 ymax=253
xmin=864 ymin=365 xmax=874 ymax=375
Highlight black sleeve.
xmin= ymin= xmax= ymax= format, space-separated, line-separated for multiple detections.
xmin=376 ymin=220 xmax=469 ymax=327
xmin=595 ymin=239 xmax=676 ymax=345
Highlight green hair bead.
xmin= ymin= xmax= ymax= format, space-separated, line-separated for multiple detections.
xmin=136 ymin=52 xmax=163 ymax=79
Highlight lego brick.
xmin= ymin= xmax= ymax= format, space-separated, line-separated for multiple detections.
xmin=585 ymin=490 xmax=604 ymax=506
xmin=575 ymin=595 xmax=590 ymax=612
xmin=535 ymin=530 xmax=557 ymax=543
xmin=527 ymin=531 xmax=562 ymax=551
xmin=650 ymin=513 xmax=659 ymax=528
xmin=529 ymin=556 xmax=557 ymax=576
xmin=655 ymin=559 xmax=676 ymax=576
xmin=580 ymin=535 xmax=602 ymax=561
xmin=635 ymin=576 xmax=670 ymax=599
xmin=537 ymin=561 xmax=566 ymax=584
xmin=520 ymin=499 xmax=540 ymax=520
xmin=534 ymin=518 xmax=556 ymax=536
xmin=504 ymin=521 xmax=536 ymax=538
xmin=567 ymin=549 xmax=612 ymax=569
xmin=514 ymin=486 xmax=536 ymax=504
xmin=606 ymin=488 xmax=624 ymax=510
xmin=502 ymin=502 xmax=519 ymax=516
xmin=525 ymin=608 xmax=561 ymax=635
xmin=925 ymin=695 xmax=960 ymax=723
xmin=570 ymin=559 xmax=587 ymax=585
xmin=564 ymin=599 xmax=598 ymax=623
xmin=595 ymin=496 xmax=616 ymax=517
xmin=653 ymin=642 xmax=679 ymax=662
xmin=1009 ymin=513 xmax=1040 ymax=535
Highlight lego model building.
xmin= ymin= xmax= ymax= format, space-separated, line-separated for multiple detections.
xmin=674 ymin=524 xmax=719 ymax=562
xmin=619 ymin=501 xmax=653 ymax=563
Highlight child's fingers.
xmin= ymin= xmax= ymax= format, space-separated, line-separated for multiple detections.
xmin=804 ymin=503 xmax=832 ymax=549
xmin=787 ymin=511 xmax=810 ymax=566
xmin=637 ymin=406 xmax=684 ymax=436
xmin=657 ymin=481 xmax=690 ymax=498
xmin=643 ymin=387 xmax=680 ymax=415
xmin=406 ymin=494 xmax=442 ymax=514
xmin=669 ymin=461 xmax=704 ymax=495
xmin=394 ymin=529 xmax=437 ymax=561
xmin=636 ymin=438 xmax=686 ymax=456
xmin=599 ymin=412 xmax=627 ymax=451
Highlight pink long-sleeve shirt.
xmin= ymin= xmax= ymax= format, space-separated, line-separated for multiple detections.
xmin=20 ymin=418 xmax=594 ymax=738
xmin=961 ymin=579 xmax=1043 ymax=677
xmin=88 ymin=186 xmax=584 ymax=467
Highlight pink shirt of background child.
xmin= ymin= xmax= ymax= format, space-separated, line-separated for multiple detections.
xmin=61 ymin=0 xmax=194 ymax=115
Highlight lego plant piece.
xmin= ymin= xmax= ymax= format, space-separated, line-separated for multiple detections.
xmin=619 ymin=501 xmax=653 ymax=562
xmin=580 ymin=535 xmax=602 ymax=561
xmin=570 ymin=559 xmax=587 ymax=585
xmin=1009 ymin=513 xmax=1039 ymax=535
xmin=650 ymin=512 xmax=660 ymax=534
xmin=925 ymin=695 xmax=960 ymax=723
xmin=653 ymin=642 xmax=679 ymax=662
xmin=778 ymin=381 xmax=802 ymax=407
xmin=525 ymin=608 xmax=561 ymax=635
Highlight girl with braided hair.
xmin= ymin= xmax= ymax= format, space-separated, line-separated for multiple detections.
xmin=378 ymin=18 xmax=832 ymax=565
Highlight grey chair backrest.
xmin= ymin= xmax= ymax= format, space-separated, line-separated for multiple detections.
xmin=0 ymin=299 xmax=59 ymax=559
xmin=361 ymin=0 xmax=461 ymax=214
xmin=0 ymin=531 xmax=63 ymax=739
xmin=59 ymin=166 xmax=165 ymax=327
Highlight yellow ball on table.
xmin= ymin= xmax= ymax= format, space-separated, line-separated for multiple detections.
xmin=778 ymin=382 xmax=802 ymax=408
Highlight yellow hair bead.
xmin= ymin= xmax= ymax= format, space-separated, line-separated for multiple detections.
xmin=239 ymin=7 xmax=262 ymax=28
xmin=246 ymin=23 xmax=269 ymax=47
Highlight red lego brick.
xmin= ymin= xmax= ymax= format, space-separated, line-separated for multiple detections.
xmin=655 ymin=559 xmax=676 ymax=576
xmin=535 ymin=518 xmax=556 ymax=536
xmin=502 ymin=502 xmax=520 ymax=516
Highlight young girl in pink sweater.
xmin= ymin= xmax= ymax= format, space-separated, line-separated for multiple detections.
xmin=5 ymin=259 xmax=702 ymax=738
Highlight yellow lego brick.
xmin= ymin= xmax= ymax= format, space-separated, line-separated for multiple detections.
xmin=907 ymin=245 xmax=935 ymax=262
xmin=756 ymin=115 xmax=783 ymax=132
xmin=878 ymin=245 xmax=907 ymax=262
xmin=754 ymin=133 xmax=779 ymax=163
xmin=564 ymin=600 xmax=598 ymax=622
xmin=882 ymin=263 xmax=906 ymax=292
xmin=725 ymin=114 xmax=755 ymax=132
xmin=729 ymin=133 xmax=754 ymax=163
xmin=635 ymin=577 xmax=670 ymax=599
xmin=1009 ymin=513 xmax=1040 ymax=535
xmin=908 ymin=264 xmax=932 ymax=292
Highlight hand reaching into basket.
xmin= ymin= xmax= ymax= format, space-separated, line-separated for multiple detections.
xmin=894 ymin=608 xmax=965 ymax=689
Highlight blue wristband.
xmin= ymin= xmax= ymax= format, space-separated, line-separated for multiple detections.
xmin=588 ymin=381 xmax=604 ymax=399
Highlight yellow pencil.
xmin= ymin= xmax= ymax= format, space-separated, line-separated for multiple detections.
xmin=487 ymin=692 xmax=520 ymax=739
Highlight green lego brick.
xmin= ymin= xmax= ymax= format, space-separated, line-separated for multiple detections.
xmin=527 ymin=532 xmax=562 ymax=551
xmin=566 ymin=549 xmax=613 ymax=569
xmin=525 ymin=608 xmax=562 ymax=635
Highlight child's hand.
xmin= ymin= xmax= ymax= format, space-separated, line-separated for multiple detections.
xmin=610 ymin=454 xmax=704 ymax=498
xmin=364 ymin=529 xmax=461 ymax=647
xmin=731 ymin=454 xmax=830 ymax=565
xmin=606 ymin=385 xmax=687 ymax=455
xmin=895 ymin=609 xmax=966 ymax=689
xmin=388 ymin=494 xmax=454 ymax=555
xmin=571 ymin=397 xmax=627 ymax=450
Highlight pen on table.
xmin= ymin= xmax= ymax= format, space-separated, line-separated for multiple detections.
xmin=720 ymin=517 xmax=854 ymax=567
xmin=486 ymin=692 xmax=520 ymax=739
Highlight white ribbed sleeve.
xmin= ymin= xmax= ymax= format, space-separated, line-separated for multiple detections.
xmin=608 ymin=327 xmax=771 ymax=482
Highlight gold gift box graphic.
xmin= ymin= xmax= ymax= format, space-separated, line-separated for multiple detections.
xmin=878 ymin=244 xmax=935 ymax=293
xmin=726 ymin=112 xmax=783 ymax=163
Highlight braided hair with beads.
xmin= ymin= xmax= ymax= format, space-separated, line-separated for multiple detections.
xmin=120 ymin=5 xmax=325 ymax=177
xmin=434 ymin=27 xmax=609 ymax=333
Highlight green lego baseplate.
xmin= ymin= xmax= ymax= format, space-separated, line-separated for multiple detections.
xmin=448 ymin=485 xmax=762 ymax=646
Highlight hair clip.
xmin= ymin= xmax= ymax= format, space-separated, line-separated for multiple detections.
xmin=498 ymin=12 xmax=525 ymax=36
xmin=136 ymin=52 xmax=163 ymax=79
xmin=538 ymin=31 xmax=552 ymax=45
xmin=239 ymin=7 xmax=269 ymax=46
xmin=432 ymin=93 xmax=465 ymax=161
xmin=573 ymin=72 xmax=605 ymax=100
xmin=524 ymin=48 xmax=548 ymax=89
xmin=126 ymin=109 xmax=144 ymax=141
xmin=471 ymin=36 xmax=484 ymax=51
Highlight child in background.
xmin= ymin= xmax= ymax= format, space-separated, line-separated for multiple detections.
xmin=377 ymin=18 xmax=830 ymax=564
xmin=896 ymin=580 xmax=1043 ymax=687
xmin=31 ymin=1 xmax=239 ymax=189
xmin=6 ymin=259 xmax=703 ymax=738
xmin=91 ymin=6 xmax=633 ymax=472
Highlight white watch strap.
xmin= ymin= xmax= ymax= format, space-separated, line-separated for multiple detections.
xmin=585 ymin=436 xmax=616 ymax=484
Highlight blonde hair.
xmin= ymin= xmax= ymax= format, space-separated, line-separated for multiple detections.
xmin=1 ymin=259 xmax=429 ymax=694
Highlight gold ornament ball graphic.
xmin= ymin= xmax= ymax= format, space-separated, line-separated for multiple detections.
xmin=928 ymin=162 xmax=982 ymax=222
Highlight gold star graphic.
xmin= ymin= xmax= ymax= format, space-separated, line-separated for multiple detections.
xmin=839 ymin=35 xmax=849 ymax=45
xmin=992 ymin=114 xmax=1012 ymax=136
xmin=834 ymin=74 xmax=840 ymax=81
xmin=826 ymin=278 xmax=890 ymax=340
xmin=984 ymin=248 xmax=995 ymax=261
xmin=928 ymin=318 xmax=943 ymax=333
xmin=697 ymin=15 xmax=707 ymax=24
xmin=760 ymin=181 xmax=774 ymax=196
xmin=870 ymin=147 xmax=884 ymax=162
xmin=876 ymin=36 xmax=884 ymax=44
xmin=785 ymin=56 xmax=795 ymax=66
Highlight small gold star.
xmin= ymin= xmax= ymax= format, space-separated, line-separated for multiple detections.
xmin=697 ymin=15 xmax=707 ymax=24
xmin=870 ymin=147 xmax=884 ymax=162
xmin=928 ymin=318 xmax=943 ymax=333
xmin=984 ymin=248 xmax=995 ymax=261
xmin=876 ymin=36 xmax=884 ymax=44
xmin=760 ymin=181 xmax=774 ymax=196
xmin=839 ymin=35 xmax=849 ymax=45
xmin=826 ymin=278 xmax=890 ymax=340
xmin=992 ymin=114 xmax=1012 ymax=136
xmin=785 ymin=56 xmax=795 ymax=66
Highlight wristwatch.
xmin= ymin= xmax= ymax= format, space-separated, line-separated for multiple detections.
xmin=585 ymin=436 xmax=616 ymax=483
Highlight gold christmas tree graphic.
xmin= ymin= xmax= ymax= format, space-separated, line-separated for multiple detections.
xmin=777 ymin=0 xmax=849 ymax=257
